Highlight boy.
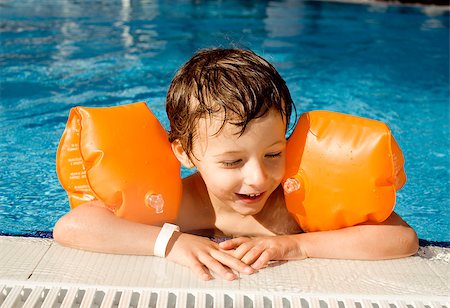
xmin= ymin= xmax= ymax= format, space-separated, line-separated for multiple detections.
xmin=54 ymin=48 xmax=419 ymax=281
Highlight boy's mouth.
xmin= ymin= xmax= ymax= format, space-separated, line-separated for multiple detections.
xmin=236 ymin=192 xmax=265 ymax=203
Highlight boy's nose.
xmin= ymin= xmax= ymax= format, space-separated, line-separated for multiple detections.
xmin=243 ymin=160 xmax=268 ymax=188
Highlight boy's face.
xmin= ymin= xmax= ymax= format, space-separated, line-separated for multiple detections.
xmin=191 ymin=109 xmax=286 ymax=216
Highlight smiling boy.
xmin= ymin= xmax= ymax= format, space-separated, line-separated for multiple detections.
xmin=54 ymin=48 xmax=418 ymax=281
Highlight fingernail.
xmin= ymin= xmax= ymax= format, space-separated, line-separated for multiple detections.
xmin=202 ymin=274 xmax=211 ymax=281
xmin=252 ymin=263 xmax=264 ymax=270
xmin=226 ymin=273 xmax=236 ymax=280
xmin=244 ymin=266 xmax=254 ymax=274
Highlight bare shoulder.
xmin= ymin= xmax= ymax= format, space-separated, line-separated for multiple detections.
xmin=176 ymin=172 xmax=215 ymax=231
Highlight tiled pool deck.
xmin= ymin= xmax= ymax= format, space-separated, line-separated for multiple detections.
xmin=0 ymin=236 xmax=449 ymax=307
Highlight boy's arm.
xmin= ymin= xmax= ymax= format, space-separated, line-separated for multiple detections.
xmin=220 ymin=212 xmax=419 ymax=269
xmin=54 ymin=201 xmax=159 ymax=255
xmin=298 ymin=212 xmax=419 ymax=260
xmin=53 ymin=201 xmax=254 ymax=280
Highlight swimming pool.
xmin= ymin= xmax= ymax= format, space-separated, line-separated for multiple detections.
xmin=0 ymin=0 xmax=448 ymax=242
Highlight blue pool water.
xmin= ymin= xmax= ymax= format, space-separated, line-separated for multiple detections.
xmin=0 ymin=0 xmax=449 ymax=242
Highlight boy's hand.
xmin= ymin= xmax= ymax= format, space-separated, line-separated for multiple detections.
xmin=219 ymin=236 xmax=307 ymax=270
xmin=166 ymin=233 xmax=255 ymax=281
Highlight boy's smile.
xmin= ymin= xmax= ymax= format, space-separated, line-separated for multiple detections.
xmin=189 ymin=109 xmax=287 ymax=216
xmin=236 ymin=192 xmax=264 ymax=203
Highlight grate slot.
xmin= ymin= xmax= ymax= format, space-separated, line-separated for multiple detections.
xmin=309 ymin=297 xmax=321 ymax=308
xmin=379 ymin=300 xmax=392 ymax=308
xmin=79 ymin=288 xmax=96 ymax=308
xmin=1 ymin=286 xmax=23 ymax=308
xmin=60 ymin=287 xmax=79 ymax=307
xmin=175 ymin=290 xmax=187 ymax=307
xmin=40 ymin=287 xmax=60 ymax=307
xmin=224 ymin=294 xmax=234 ymax=307
xmin=137 ymin=290 xmax=151 ymax=308
xmin=100 ymin=289 xmax=117 ymax=308
xmin=328 ymin=298 xmax=341 ymax=308
xmin=0 ymin=285 xmax=6 ymax=305
xmin=397 ymin=301 xmax=410 ymax=308
xmin=23 ymin=286 xmax=45 ymax=308
xmin=118 ymin=289 xmax=133 ymax=308
xmin=345 ymin=298 xmax=359 ymax=308
xmin=290 ymin=295 xmax=302 ymax=308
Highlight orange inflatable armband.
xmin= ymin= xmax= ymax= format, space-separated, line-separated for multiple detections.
xmin=283 ymin=110 xmax=406 ymax=232
xmin=56 ymin=102 xmax=182 ymax=226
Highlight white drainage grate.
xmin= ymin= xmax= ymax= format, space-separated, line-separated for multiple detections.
xmin=0 ymin=284 xmax=449 ymax=308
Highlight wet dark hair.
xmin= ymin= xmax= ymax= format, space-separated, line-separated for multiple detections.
xmin=166 ymin=48 xmax=294 ymax=159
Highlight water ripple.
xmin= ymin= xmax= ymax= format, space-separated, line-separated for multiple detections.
xmin=0 ymin=0 xmax=448 ymax=241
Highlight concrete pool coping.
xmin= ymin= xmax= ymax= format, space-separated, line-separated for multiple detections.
xmin=0 ymin=236 xmax=449 ymax=307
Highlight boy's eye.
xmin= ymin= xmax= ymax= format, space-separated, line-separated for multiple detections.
xmin=266 ymin=152 xmax=282 ymax=158
xmin=221 ymin=159 xmax=242 ymax=167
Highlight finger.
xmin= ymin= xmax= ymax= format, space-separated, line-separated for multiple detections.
xmin=191 ymin=262 xmax=212 ymax=281
xmin=251 ymin=250 xmax=273 ymax=270
xmin=199 ymin=254 xmax=238 ymax=281
xmin=241 ymin=246 xmax=265 ymax=265
xmin=210 ymin=250 xmax=255 ymax=275
xmin=219 ymin=237 xmax=251 ymax=250
xmin=232 ymin=241 xmax=256 ymax=260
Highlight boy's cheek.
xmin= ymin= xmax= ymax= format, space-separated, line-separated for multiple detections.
xmin=272 ymin=159 xmax=286 ymax=181
xmin=203 ymin=169 xmax=238 ymax=187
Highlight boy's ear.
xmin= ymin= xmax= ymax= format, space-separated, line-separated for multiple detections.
xmin=171 ymin=139 xmax=195 ymax=168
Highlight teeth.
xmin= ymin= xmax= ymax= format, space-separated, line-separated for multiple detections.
xmin=247 ymin=193 xmax=261 ymax=197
